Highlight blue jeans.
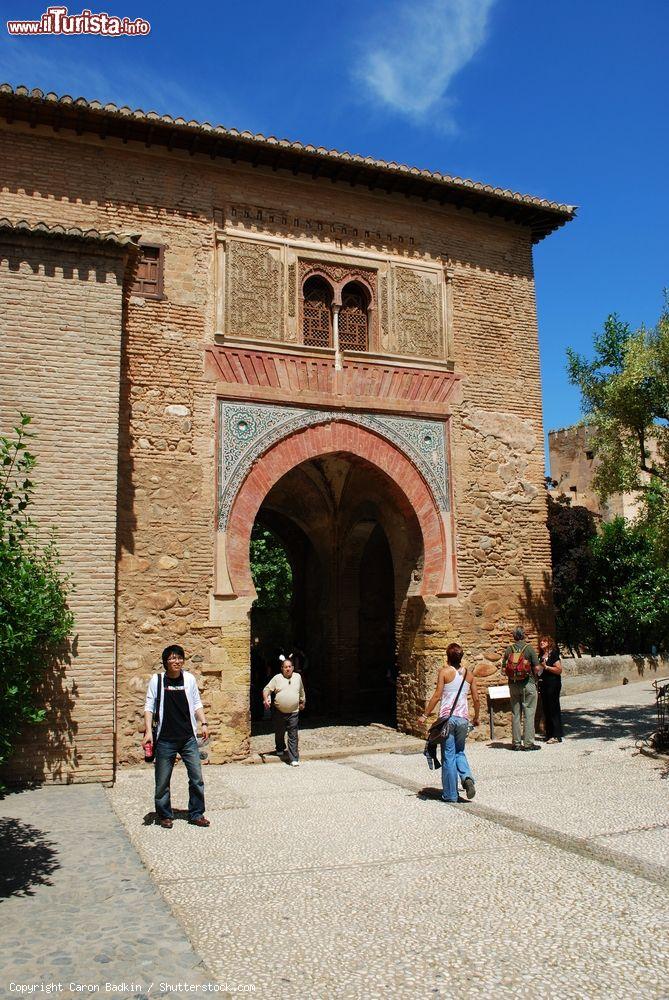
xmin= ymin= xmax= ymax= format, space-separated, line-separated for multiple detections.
xmin=154 ymin=735 xmax=205 ymax=820
xmin=441 ymin=718 xmax=474 ymax=803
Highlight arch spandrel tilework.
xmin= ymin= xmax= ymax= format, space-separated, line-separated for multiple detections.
xmin=217 ymin=400 xmax=450 ymax=532
xmin=220 ymin=418 xmax=455 ymax=599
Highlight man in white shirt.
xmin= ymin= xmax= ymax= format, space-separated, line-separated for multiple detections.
xmin=143 ymin=644 xmax=210 ymax=828
xmin=263 ymin=655 xmax=305 ymax=766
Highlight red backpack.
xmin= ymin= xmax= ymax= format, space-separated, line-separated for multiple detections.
xmin=504 ymin=644 xmax=533 ymax=683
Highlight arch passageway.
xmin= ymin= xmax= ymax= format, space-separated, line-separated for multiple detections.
xmin=249 ymin=453 xmax=424 ymax=722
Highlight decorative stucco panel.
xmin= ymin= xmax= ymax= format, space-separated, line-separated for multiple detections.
xmin=224 ymin=239 xmax=284 ymax=340
xmin=392 ymin=265 xmax=443 ymax=358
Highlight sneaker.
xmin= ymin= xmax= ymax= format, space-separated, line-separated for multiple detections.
xmin=512 ymin=744 xmax=522 ymax=751
xmin=522 ymin=744 xmax=541 ymax=751
xmin=462 ymin=777 xmax=476 ymax=800
xmin=290 ymin=760 xmax=300 ymax=767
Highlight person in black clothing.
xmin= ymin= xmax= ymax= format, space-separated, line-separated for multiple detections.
xmin=538 ymin=635 xmax=563 ymax=743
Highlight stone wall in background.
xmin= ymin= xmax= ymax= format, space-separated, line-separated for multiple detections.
xmin=561 ymin=654 xmax=669 ymax=696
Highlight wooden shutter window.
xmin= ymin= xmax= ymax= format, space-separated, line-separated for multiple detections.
xmin=132 ymin=245 xmax=164 ymax=299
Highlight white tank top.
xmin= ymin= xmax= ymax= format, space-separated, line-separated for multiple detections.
xmin=439 ymin=667 xmax=470 ymax=721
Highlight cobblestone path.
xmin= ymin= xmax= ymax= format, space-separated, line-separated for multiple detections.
xmin=0 ymin=785 xmax=209 ymax=999
xmin=109 ymin=680 xmax=668 ymax=999
xmin=249 ymin=717 xmax=422 ymax=758
xmin=2 ymin=681 xmax=668 ymax=999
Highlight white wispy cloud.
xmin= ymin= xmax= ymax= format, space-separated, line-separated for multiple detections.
xmin=357 ymin=0 xmax=497 ymax=127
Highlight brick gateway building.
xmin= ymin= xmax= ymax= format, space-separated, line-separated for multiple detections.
xmin=0 ymin=85 xmax=575 ymax=783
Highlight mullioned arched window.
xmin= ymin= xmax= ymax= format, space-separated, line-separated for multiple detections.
xmin=339 ymin=281 xmax=369 ymax=351
xmin=302 ymin=276 xmax=333 ymax=347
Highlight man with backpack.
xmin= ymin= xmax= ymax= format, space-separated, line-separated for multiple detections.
xmin=501 ymin=627 xmax=540 ymax=751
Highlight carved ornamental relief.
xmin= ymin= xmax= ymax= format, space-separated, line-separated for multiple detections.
xmin=216 ymin=209 xmax=451 ymax=359
xmin=299 ymin=259 xmax=377 ymax=298
xmin=224 ymin=240 xmax=284 ymax=341
xmin=391 ymin=266 xmax=443 ymax=359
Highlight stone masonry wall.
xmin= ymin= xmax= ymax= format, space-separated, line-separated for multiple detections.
xmin=548 ymin=425 xmax=661 ymax=523
xmin=0 ymin=233 xmax=126 ymax=783
xmin=0 ymin=121 xmax=555 ymax=762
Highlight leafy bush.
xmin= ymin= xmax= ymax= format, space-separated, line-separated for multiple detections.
xmin=0 ymin=415 xmax=73 ymax=770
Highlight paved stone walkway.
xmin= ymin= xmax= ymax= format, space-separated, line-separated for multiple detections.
xmin=109 ymin=680 xmax=668 ymax=999
xmin=2 ymin=680 xmax=668 ymax=999
xmin=0 ymin=785 xmax=209 ymax=999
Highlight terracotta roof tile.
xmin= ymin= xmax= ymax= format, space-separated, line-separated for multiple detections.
xmin=0 ymin=216 xmax=140 ymax=248
xmin=0 ymin=84 xmax=577 ymax=241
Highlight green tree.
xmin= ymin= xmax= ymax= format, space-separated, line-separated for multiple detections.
xmin=0 ymin=415 xmax=73 ymax=772
xmin=585 ymin=519 xmax=669 ymax=654
xmin=249 ymin=524 xmax=292 ymax=608
xmin=548 ymin=494 xmax=669 ymax=654
xmin=567 ymin=300 xmax=669 ymax=554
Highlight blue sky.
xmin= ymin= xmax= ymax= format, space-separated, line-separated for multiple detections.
xmin=2 ymin=0 xmax=667 ymax=439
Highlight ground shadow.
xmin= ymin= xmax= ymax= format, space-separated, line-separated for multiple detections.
xmin=142 ymin=808 xmax=194 ymax=825
xmin=0 ymin=818 xmax=59 ymax=898
xmin=417 ymin=787 xmax=442 ymax=800
xmin=416 ymin=788 xmax=469 ymax=804
xmin=561 ymin=701 xmax=657 ymax=743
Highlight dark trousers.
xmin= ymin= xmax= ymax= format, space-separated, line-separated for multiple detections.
xmin=542 ymin=678 xmax=563 ymax=739
xmin=274 ymin=709 xmax=299 ymax=762
xmin=154 ymin=735 xmax=205 ymax=820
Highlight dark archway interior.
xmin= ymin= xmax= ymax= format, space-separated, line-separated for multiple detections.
xmin=249 ymin=452 xmax=423 ymax=727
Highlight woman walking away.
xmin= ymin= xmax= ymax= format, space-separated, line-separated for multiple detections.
xmin=538 ymin=635 xmax=563 ymax=743
xmin=419 ymin=643 xmax=480 ymax=803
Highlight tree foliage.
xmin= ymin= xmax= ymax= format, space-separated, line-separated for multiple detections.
xmin=0 ymin=415 xmax=73 ymax=770
xmin=548 ymin=496 xmax=669 ymax=655
xmin=567 ymin=301 xmax=669 ymax=556
xmin=584 ymin=519 xmax=669 ymax=654
xmin=249 ymin=524 xmax=292 ymax=608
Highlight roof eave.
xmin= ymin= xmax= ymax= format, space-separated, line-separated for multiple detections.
xmin=0 ymin=85 xmax=577 ymax=242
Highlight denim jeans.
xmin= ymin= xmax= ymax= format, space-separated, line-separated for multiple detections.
xmin=441 ymin=718 xmax=474 ymax=802
xmin=154 ymin=735 xmax=205 ymax=820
